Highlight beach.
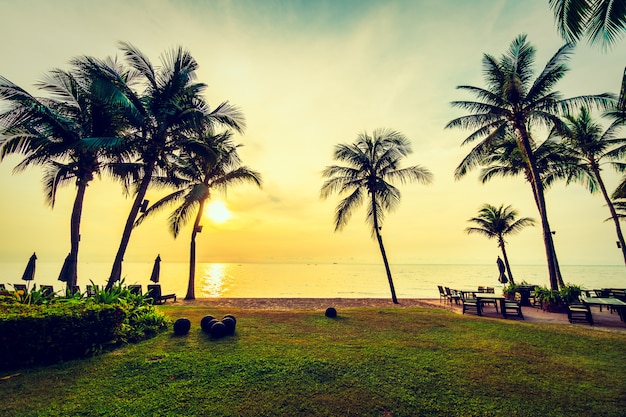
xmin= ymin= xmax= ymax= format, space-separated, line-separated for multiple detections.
xmin=175 ymin=297 xmax=626 ymax=332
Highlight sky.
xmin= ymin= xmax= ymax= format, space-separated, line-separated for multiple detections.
xmin=1 ymin=0 xmax=626 ymax=270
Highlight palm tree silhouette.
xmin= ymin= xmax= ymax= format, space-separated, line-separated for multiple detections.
xmin=446 ymin=34 xmax=613 ymax=290
xmin=549 ymin=0 xmax=626 ymax=48
xmin=320 ymin=128 xmax=433 ymax=303
xmin=0 ymin=61 xmax=128 ymax=290
xmin=555 ymin=106 xmax=626 ymax=264
xmin=465 ymin=204 xmax=536 ymax=285
xmin=134 ymin=129 xmax=261 ymax=300
xmin=97 ymin=42 xmax=245 ymax=289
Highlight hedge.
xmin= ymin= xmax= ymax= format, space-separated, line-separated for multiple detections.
xmin=0 ymin=302 xmax=126 ymax=370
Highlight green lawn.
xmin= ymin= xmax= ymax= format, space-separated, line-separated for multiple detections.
xmin=1 ymin=306 xmax=625 ymax=416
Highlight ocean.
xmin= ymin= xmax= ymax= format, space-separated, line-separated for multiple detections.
xmin=1 ymin=262 xmax=625 ymax=299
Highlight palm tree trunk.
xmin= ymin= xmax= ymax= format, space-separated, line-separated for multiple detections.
xmin=185 ymin=200 xmax=206 ymax=300
xmin=593 ymin=165 xmax=626 ymax=264
xmin=68 ymin=181 xmax=87 ymax=290
xmin=499 ymin=238 xmax=515 ymax=285
xmin=106 ymin=164 xmax=155 ymax=289
xmin=516 ymin=124 xmax=560 ymax=290
xmin=371 ymin=195 xmax=398 ymax=304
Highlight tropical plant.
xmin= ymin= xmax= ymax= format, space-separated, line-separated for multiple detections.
xmin=549 ymin=0 xmax=626 ymax=48
xmin=465 ymin=204 xmax=535 ymax=285
xmin=134 ymin=129 xmax=261 ymax=300
xmin=320 ymin=128 xmax=433 ymax=303
xmin=91 ymin=42 xmax=245 ymax=289
xmin=446 ymin=34 xmax=613 ymax=290
xmin=0 ymin=62 xmax=128 ymax=290
xmin=553 ymin=106 xmax=626 ymax=264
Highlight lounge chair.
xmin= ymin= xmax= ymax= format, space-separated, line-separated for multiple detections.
xmin=40 ymin=285 xmax=54 ymax=298
xmin=503 ymin=300 xmax=524 ymax=319
xmin=128 ymin=284 xmax=142 ymax=295
xmin=147 ymin=284 xmax=176 ymax=304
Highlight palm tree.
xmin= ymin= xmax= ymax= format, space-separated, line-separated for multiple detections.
xmin=465 ymin=204 xmax=536 ymax=285
xmin=446 ymin=34 xmax=613 ymax=290
xmin=458 ymin=133 xmax=579 ymax=287
xmin=320 ymin=128 xmax=433 ymax=304
xmin=0 ymin=62 xmax=127 ymax=290
xmin=554 ymin=106 xmax=626 ymax=264
xmin=134 ymin=129 xmax=261 ymax=300
xmin=549 ymin=0 xmax=626 ymax=48
xmin=95 ymin=42 xmax=245 ymax=289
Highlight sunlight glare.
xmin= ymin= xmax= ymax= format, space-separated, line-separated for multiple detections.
xmin=205 ymin=201 xmax=232 ymax=224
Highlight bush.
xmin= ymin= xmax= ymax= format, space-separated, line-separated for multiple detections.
xmin=0 ymin=303 xmax=125 ymax=370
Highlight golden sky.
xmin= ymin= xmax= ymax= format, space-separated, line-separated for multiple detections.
xmin=1 ymin=0 xmax=626 ymax=268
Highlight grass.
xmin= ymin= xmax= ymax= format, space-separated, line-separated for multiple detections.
xmin=1 ymin=305 xmax=625 ymax=416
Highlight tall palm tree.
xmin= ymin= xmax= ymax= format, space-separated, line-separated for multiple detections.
xmin=446 ymin=34 xmax=613 ymax=290
xmin=555 ymin=106 xmax=626 ymax=263
xmin=320 ymin=128 xmax=433 ymax=304
xmin=465 ymin=204 xmax=536 ymax=285
xmin=549 ymin=0 xmax=626 ymax=48
xmin=94 ymin=42 xmax=245 ymax=289
xmin=0 ymin=62 xmax=128 ymax=290
xmin=134 ymin=129 xmax=261 ymax=300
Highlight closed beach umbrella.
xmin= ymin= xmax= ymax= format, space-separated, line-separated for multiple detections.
xmin=150 ymin=254 xmax=161 ymax=283
xmin=497 ymin=256 xmax=508 ymax=284
xmin=58 ymin=253 xmax=71 ymax=284
xmin=21 ymin=252 xmax=37 ymax=290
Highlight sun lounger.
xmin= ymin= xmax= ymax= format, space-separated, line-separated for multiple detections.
xmin=147 ymin=284 xmax=176 ymax=304
xmin=128 ymin=284 xmax=142 ymax=295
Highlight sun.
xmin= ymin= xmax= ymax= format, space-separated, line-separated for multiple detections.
xmin=204 ymin=200 xmax=232 ymax=224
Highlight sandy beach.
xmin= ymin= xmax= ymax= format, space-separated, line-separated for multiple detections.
xmin=175 ymin=297 xmax=626 ymax=332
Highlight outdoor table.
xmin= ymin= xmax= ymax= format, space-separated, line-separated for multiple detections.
xmin=581 ymin=296 xmax=626 ymax=323
xmin=475 ymin=293 xmax=506 ymax=317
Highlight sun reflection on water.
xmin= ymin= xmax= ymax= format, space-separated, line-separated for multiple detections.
xmin=200 ymin=263 xmax=228 ymax=297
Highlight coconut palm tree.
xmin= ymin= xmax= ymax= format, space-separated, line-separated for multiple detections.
xmin=466 ymin=204 xmax=536 ymax=285
xmin=134 ymin=129 xmax=261 ymax=300
xmin=0 ymin=62 xmax=128 ymax=290
xmin=446 ymin=34 xmax=613 ymax=290
xmin=320 ymin=128 xmax=433 ymax=304
xmin=554 ymin=106 xmax=626 ymax=264
xmin=549 ymin=0 xmax=626 ymax=48
xmin=95 ymin=42 xmax=245 ymax=289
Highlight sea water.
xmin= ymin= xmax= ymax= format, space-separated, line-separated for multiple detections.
xmin=1 ymin=262 xmax=624 ymax=299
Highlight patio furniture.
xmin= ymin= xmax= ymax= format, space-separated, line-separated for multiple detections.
xmin=475 ymin=293 xmax=504 ymax=314
xmin=444 ymin=287 xmax=460 ymax=305
xmin=147 ymin=284 xmax=176 ymax=304
xmin=128 ymin=284 xmax=142 ymax=295
xmin=503 ymin=300 xmax=524 ymax=319
xmin=40 ymin=285 xmax=54 ymax=297
xmin=86 ymin=285 xmax=98 ymax=297
xmin=567 ymin=303 xmax=594 ymax=325
xmin=437 ymin=285 xmax=447 ymax=303
xmin=462 ymin=296 xmax=482 ymax=316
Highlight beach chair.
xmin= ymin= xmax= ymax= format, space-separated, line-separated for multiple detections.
xmin=503 ymin=300 xmax=524 ymax=319
xmin=567 ymin=303 xmax=593 ymax=325
xmin=147 ymin=284 xmax=176 ymax=304
xmin=128 ymin=284 xmax=142 ymax=295
xmin=40 ymin=285 xmax=54 ymax=298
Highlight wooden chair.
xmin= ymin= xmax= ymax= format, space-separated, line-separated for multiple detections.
xmin=503 ymin=300 xmax=524 ymax=319
xmin=86 ymin=285 xmax=98 ymax=297
xmin=128 ymin=284 xmax=142 ymax=295
xmin=40 ymin=285 xmax=54 ymax=298
xmin=147 ymin=284 xmax=176 ymax=304
xmin=477 ymin=286 xmax=485 ymax=293
xmin=462 ymin=296 xmax=482 ymax=316
xmin=444 ymin=287 xmax=460 ymax=305
xmin=567 ymin=303 xmax=593 ymax=325
xmin=437 ymin=285 xmax=447 ymax=303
